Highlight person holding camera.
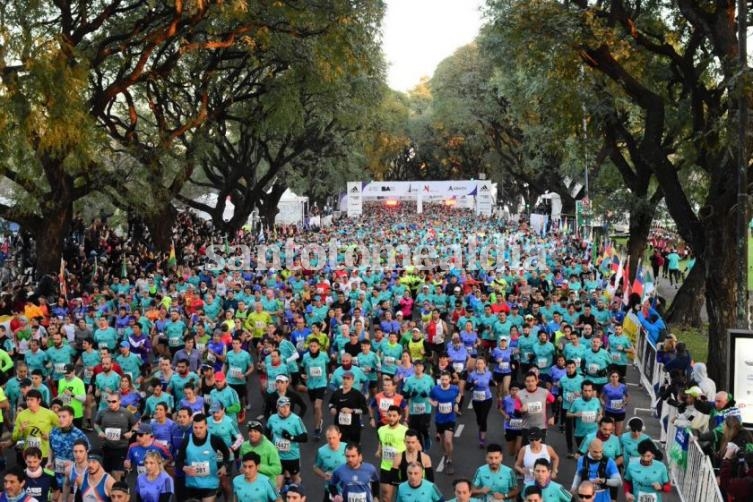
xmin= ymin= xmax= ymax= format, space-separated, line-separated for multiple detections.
xmin=719 ymin=441 xmax=753 ymax=500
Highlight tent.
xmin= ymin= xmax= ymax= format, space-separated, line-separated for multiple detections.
xmin=275 ymin=189 xmax=308 ymax=225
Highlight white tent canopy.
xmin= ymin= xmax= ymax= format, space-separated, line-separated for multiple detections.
xmin=190 ymin=188 xmax=308 ymax=226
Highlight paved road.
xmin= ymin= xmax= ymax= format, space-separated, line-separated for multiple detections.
xmin=242 ymin=364 xmax=681 ymax=502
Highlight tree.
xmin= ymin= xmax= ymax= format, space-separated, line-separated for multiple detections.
xmin=484 ymin=0 xmax=749 ymax=384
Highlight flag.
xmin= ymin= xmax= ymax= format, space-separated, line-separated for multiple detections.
xmin=224 ymin=236 xmax=230 ymax=255
xmin=591 ymin=235 xmax=599 ymax=265
xmin=258 ymin=226 xmax=265 ymax=243
xmin=622 ymin=256 xmax=631 ymax=306
xmin=167 ymin=241 xmax=177 ymax=269
xmin=121 ymin=254 xmax=128 ymax=278
xmin=609 ymin=255 xmax=623 ymax=294
xmin=59 ymin=258 xmax=67 ymax=299
xmin=632 ymin=260 xmax=646 ymax=297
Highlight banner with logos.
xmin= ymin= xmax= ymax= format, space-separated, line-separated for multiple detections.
xmin=346 ymin=182 xmax=362 ymax=217
xmin=476 ymin=181 xmax=493 ymax=216
xmin=361 ymin=181 xmax=479 ymax=198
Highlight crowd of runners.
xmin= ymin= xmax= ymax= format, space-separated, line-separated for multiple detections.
xmin=0 ymin=200 xmax=741 ymax=502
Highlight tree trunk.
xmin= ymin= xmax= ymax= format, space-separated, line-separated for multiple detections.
xmin=626 ymin=198 xmax=654 ymax=280
xmin=665 ymin=262 xmax=705 ymax=327
xmin=31 ymin=201 xmax=73 ymax=277
xmin=144 ymin=203 xmax=177 ymax=253
xmin=258 ymin=184 xmax=286 ymax=230
xmin=703 ymin=202 xmax=738 ymax=387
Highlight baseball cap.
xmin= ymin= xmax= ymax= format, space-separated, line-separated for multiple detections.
xmin=277 ymin=396 xmax=291 ymax=407
xmin=275 ymin=374 xmax=290 ymax=383
xmin=209 ymin=401 xmax=223 ymax=413
xmin=525 ymin=314 xmax=534 ymax=320
xmin=342 ymin=371 xmax=354 ymax=379
xmin=119 ymin=341 xmax=130 ymax=349
xmin=283 ymin=484 xmax=304 ymax=496
xmin=685 ymin=386 xmax=703 ymax=398
xmin=527 ymin=427 xmax=543 ymax=440
xmin=247 ymin=420 xmax=265 ymax=432
xmin=136 ymin=423 xmax=153 ymax=435
xmin=454 ymin=287 xmax=461 ymax=292
xmin=214 ymin=371 xmax=226 ymax=383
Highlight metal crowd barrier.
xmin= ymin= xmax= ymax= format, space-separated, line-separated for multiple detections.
xmin=663 ymin=407 xmax=724 ymax=502
xmin=634 ymin=330 xmax=723 ymax=502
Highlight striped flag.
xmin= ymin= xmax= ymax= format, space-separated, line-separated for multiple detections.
xmin=167 ymin=241 xmax=177 ymax=269
xmin=59 ymin=258 xmax=67 ymax=299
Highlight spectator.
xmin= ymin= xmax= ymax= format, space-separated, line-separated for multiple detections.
xmin=663 ymin=342 xmax=691 ymax=379
xmin=690 ymin=363 xmax=716 ymax=401
xmin=719 ymin=445 xmax=753 ymax=501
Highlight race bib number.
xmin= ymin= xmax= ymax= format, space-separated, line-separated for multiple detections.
xmin=473 ymin=390 xmax=487 ymax=401
xmin=412 ymin=403 xmax=426 ymax=414
xmin=54 ymin=363 xmax=66 ymax=374
xmin=638 ymin=493 xmax=658 ymax=502
xmin=527 ymin=401 xmax=543 ymax=414
xmin=137 ymin=465 xmax=146 ymax=475
xmin=266 ymin=380 xmax=276 ymax=393
xmin=612 ymin=353 xmax=621 ymax=361
xmin=382 ymin=446 xmax=396 ymax=462
xmin=338 ymin=412 xmax=352 ymax=425
xmin=378 ymin=398 xmax=394 ymax=411
xmin=384 ymin=357 xmax=396 ymax=365
xmin=207 ymin=353 xmax=217 ymax=363
xmin=537 ymin=358 xmax=548 ymax=369
xmin=105 ymin=428 xmax=122 ymax=441
xmin=438 ymin=402 xmax=453 ymax=414
xmin=192 ymin=461 xmax=210 ymax=477
xmin=347 ymin=493 xmax=367 ymax=502
xmin=588 ymin=364 xmax=599 ymax=375
xmin=309 ymin=367 xmax=323 ymax=378
xmin=229 ymin=366 xmax=243 ymax=379
xmin=98 ymin=342 xmax=108 ymax=349
xmin=508 ymin=418 xmax=523 ymax=430
xmin=196 ymin=343 xmax=206 ymax=352
xmin=60 ymin=393 xmax=71 ymax=404
xmin=54 ymin=458 xmax=68 ymax=474
xmin=610 ymin=399 xmax=624 ymax=410
xmin=168 ymin=337 xmax=182 ymax=347
xmin=565 ymin=392 xmax=575 ymax=403
xmin=84 ymin=368 xmax=94 ymax=380
xmin=452 ymin=362 xmax=464 ymax=373
xmin=155 ymin=440 xmax=168 ymax=448
xmin=498 ymin=361 xmax=510 ymax=372
xmin=581 ymin=411 xmax=597 ymax=423
xmin=573 ymin=357 xmax=582 ymax=367
xmin=255 ymin=321 xmax=265 ymax=329
xmin=26 ymin=437 xmax=41 ymax=449
xmin=275 ymin=438 xmax=291 ymax=452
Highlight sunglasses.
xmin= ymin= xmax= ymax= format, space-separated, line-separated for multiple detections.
xmin=577 ymin=495 xmax=594 ymax=499
xmin=107 ymin=400 xmax=118 ymax=404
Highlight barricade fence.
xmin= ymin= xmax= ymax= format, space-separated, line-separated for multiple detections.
xmin=634 ymin=330 xmax=724 ymax=502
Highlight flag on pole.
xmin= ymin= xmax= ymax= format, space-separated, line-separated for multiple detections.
xmin=622 ymin=256 xmax=631 ymax=306
xmin=167 ymin=241 xmax=177 ymax=269
xmin=59 ymin=257 xmax=67 ymax=299
xmin=632 ymin=260 xmax=646 ymax=297
xmin=258 ymin=226 xmax=265 ymax=243
xmin=224 ymin=236 xmax=231 ymax=255
xmin=609 ymin=255 xmax=623 ymax=295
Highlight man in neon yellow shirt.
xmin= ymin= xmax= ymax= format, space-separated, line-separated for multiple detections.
xmin=376 ymin=405 xmax=408 ymax=502
xmin=56 ymin=365 xmax=86 ymax=427
xmin=12 ymin=389 xmax=59 ymax=460
xmin=245 ymin=302 xmax=272 ymax=340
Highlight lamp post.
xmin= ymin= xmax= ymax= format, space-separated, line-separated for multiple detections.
xmin=736 ymin=0 xmax=749 ymax=328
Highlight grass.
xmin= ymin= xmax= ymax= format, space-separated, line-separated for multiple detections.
xmin=673 ymin=324 xmax=709 ymax=364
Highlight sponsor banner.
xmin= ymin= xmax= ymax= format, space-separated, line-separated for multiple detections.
xmin=476 ymin=181 xmax=493 ymax=216
xmin=346 ymin=182 xmax=362 ymax=217
xmin=363 ymin=181 xmax=478 ymax=197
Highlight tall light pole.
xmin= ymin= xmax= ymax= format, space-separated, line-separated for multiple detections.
xmin=737 ymin=0 xmax=749 ymax=328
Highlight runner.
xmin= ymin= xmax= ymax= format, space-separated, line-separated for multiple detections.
xmin=176 ymin=413 xmax=231 ymax=502
xmin=429 ymin=371 xmax=461 ymax=475
xmin=232 ymin=452 xmax=280 ymax=502
xmin=314 ymin=426 xmax=347 ymax=502
xmin=266 ymin=396 xmax=308 ymax=486
xmin=328 ymin=443 xmax=380 ymax=502
xmin=375 ymin=405 xmax=408 ymax=502
xmin=471 ymin=443 xmax=519 ymax=501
